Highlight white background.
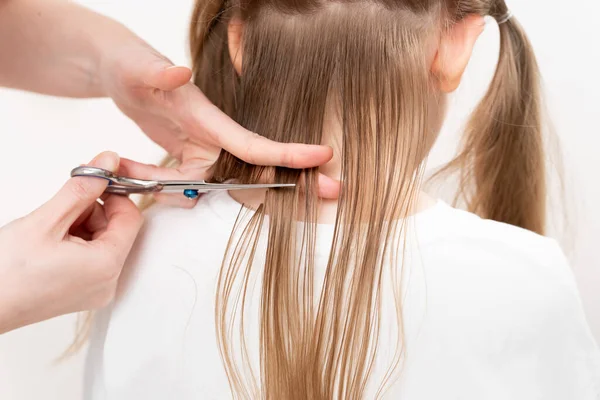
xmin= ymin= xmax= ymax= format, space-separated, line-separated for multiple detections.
xmin=0 ymin=0 xmax=598 ymax=398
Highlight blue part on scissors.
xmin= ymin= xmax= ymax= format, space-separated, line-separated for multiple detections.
xmin=183 ymin=189 xmax=200 ymax=199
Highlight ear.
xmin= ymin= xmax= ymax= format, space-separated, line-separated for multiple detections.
xmin=432 ymin=15 xmax=485 ymax=93
xmin=227 ymin=18 xmax=244 ymax=76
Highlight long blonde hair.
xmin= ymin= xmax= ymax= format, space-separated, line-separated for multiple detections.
xmin=182 ymin=0 xmax=546 ymax=398
xmin=66 ymin=1 xmax=546 ymax=396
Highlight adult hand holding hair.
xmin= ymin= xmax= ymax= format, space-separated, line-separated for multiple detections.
xmin=0 ymin=0 xmax=339 ymax=204
xmin=0 ymin=152 xmax=142 ymax=334
xmin=100 ymin=46 xmax=340 ymax=205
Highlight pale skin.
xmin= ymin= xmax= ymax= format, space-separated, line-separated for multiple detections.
xmin=226 ymin=15 xmax=486 ymax=220
xmin=0 ymin=0 xmax=339 ymax=334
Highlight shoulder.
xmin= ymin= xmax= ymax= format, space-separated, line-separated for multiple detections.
xmin=404 ymin=205 xmax=600 ymax=398
xmin=417 ymin=205 xmax=600 ymax=360
xmin=416 ymin=203 xmax=582 ymax=323
xmin=421 ymin=202 xmax=571 ymax=279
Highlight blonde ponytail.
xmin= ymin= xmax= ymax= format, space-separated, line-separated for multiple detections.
xmin=435 ymin=7 xmax=546 ymax=234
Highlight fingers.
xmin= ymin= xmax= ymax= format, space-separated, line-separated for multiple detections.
xmin=152 ymin=193 xmax=199 ymax=209
xmin=69 ymin=201 xmax=108 ymax=239
xmin=119 ymin=158 xmax=203 ymax=208
xmin=291 ymin=172 xmax=341 ymax=200
xmin=192 ymin=102 xmax=334 ymax=169
xmin=92 ymin=195 xmax=143 ymax=265
xmin=40 ymin=152 xmax=119 ymax=235
xmin=69 ymin=202 xmax=97 ymax=233
xmin=143 ymin=63 xmax=192 ymax=92
xmin=119 ymin=157 xmax=208 ymax=181
xmin=233 ymin=165 xmax=341 ymax=200
xmin=317 ymin=174 xmax=341 ymax=200
xmin=118 ymin=158 xmax=164 ymax=180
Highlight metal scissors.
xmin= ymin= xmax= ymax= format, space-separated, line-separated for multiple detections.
xmin=71 ymin=166 xmax=295 ymax=199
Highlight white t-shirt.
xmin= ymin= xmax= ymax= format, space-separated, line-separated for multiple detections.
xmin=84 ymin=191 xmax=600 ymax=399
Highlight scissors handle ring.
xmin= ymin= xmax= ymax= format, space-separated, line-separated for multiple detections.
xmin=70 ymin=166 xmax=162 ymax=195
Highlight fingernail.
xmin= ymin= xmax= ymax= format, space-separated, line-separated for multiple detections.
xmin=89 ymin=151 xmax=120 ymax=172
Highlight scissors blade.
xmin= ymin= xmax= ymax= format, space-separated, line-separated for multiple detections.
xmin=159 ymin=181 xmax=296 ymax=193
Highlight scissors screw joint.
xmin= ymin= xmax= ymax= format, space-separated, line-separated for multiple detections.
xmin=183 ymin=189 xmax=200 ymax=199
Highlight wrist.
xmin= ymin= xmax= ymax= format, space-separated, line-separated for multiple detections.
xmin=0 ymin=221 xmax=47 ymax=334
xmin=60 ymin=2 xmax=147 ymax=98
xmin=93 ymin=30 xmax=147 ymax=98
xmin=0 ymin=295 xmax=28 ymax=335
xmin=84 ymin=20 xmax=141 ymax=98
xmin=0 ymin=262 xmax=29 ymax=334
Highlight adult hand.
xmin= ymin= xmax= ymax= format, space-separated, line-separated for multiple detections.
xmin=0 ymin=152 xmax=143 ymax=334
xmin=98 ymin=41 xmax=340 ymax=207
xmin=1 ymin=0 xmax=337 ymax=201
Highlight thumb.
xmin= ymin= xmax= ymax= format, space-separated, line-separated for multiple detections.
xmin=142 ymin=57 xmax=192 ymax=92
xmin=40 ymin=152 xmax=120 ymax=235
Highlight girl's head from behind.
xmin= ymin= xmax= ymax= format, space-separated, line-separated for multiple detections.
xmin=193 ymin=0 xmax=544 ymax=234
xmin=190 ymin=0 xmax=545 ymax=398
